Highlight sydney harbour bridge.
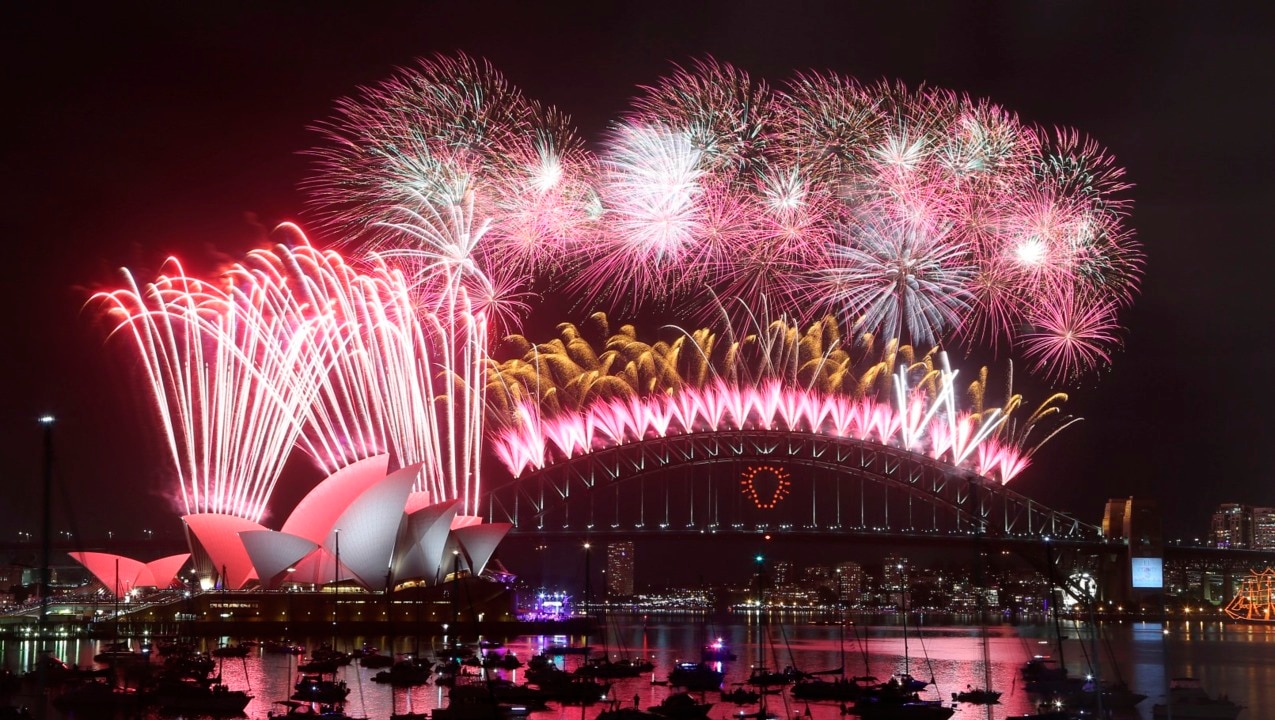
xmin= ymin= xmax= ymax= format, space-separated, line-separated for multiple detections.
xmin=485 ymin=428 xmax=1091 ymax=541
xmin=6 ymin=422 xmax=1270 ymax=611
xmin=481 ymin=426 xmax=1274 ymax=606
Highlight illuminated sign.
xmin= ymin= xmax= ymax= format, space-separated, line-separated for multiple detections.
xmin=1131 ymin=557 xmax=1163 ymax=589
xmin=740 ymin=465 xmax=791 ymax=509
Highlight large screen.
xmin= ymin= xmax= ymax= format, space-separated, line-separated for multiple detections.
xmin=1131 ymin=557 xmax=1164 ymax=589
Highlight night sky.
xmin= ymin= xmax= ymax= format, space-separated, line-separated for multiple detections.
xmin=3 ymin=4 xmax=1273 ymax=549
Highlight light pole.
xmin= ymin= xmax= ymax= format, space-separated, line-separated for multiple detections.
xmin=38 ymin=416 xmax=54 ymax=648
xmin=37 ymin=415 xmax=54 ymax=707
xmin=583 ymin=542 xmax=592 ymax=609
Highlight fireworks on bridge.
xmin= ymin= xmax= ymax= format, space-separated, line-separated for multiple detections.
xmin=487 ymin=314 xmax=1075 ymax=484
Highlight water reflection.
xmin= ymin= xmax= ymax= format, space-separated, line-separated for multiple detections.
xmin=1 ymin=619 xmax=1270 ymax=720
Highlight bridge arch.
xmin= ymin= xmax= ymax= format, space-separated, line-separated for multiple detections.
xmin=482 ymin=429 xmax=1099 ymax=541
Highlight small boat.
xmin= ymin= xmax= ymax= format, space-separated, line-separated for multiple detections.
xmin=292 ymin=674 xmax=350 ymax=703
xmin=745 ymin=666 xmax=801 ymax=688
xmin=890 ymin=673 xmax=930 ymax=692
xmin=530 ymin=672 xmax=611 ymax=705
xmin=301 ymin=645 xmax=351 ymax=670
xmin=648 ymin=692 xmax=712 ymax=719
xmin=1021 ymin=656 xmax=1084 ymax=695
xmin=853 ymin=678 xmax=954 ymax=720
xmin=298 ymin=657 xmax=346 ymax=673
xmin=720 ymin=686 xmax=760 ymax=705
xmin=1062 ymin=678 xmax=1146 ymax=710
xmin=211 ymin=643 xmax=252 ymax=658
xmin=52 ymin=681 xmax=144 ymax=712
xmin=1152 ymin=677 xmax=1244 ymax=719
xmin=597 ymin=701 xmax=662 ymax=720
xmin=93 ymin=642 xmax=149 ymax=664
xmin=161 ymin=652 xmax=216 ymax=680
xmin=487 ymin=679 xmax=551 ymax=710
xmin=952 ymin=686 xmax=1001 ymax=704
xmin=576 ymin=656 xmax=655 ymax=678
xmin=1022 ymin=656 xmax=1067 ymax=681
xmin=358 ymin=651 xmax=395 ymax=669
xmin=151 ymin=679 xmax=252 ymax=714
xmin=792 ymin=676 xmax=870 ymax=702
xmin=668 ymin=662 xmax=724 ymax=691
xmin=701 ymin=638 xmax=737 ymax=662
xmin=268 ymin=700 xmax=359 ymax=719
xmin=265 ymin=640 xmax=306 ymax=655
xmin=433 ymin=683 xmax=531 ymax=720
xmin=853 ymin=697 xmax=954 ymax=720
xmin=371 ymin=658 xmax=432 ymax=687
xmin=156 ymin=640 xmax=195 ymax=656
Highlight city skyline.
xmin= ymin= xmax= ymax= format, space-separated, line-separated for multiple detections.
xmin=3 ymin=4 xmax=1274 ymax=550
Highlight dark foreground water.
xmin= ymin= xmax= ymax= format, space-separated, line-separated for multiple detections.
xmin=3 ymin=617 xmax=1271 ymax=720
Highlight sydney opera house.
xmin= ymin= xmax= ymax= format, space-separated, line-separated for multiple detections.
xmin=69 ymin=455 xmax=512 ymax=602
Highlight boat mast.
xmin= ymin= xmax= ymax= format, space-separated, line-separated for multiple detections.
xmin=1044 ymin=537 xmax=1067 ymax=670
xmin=898 ymin=562 xmax=909 ymax=678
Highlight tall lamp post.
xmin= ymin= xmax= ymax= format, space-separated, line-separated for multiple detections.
xmin=38 ymin=416 xmax=54 ymax=649
xmin=36 ymin=415 xmax=54 ymax=709
xmin=582 ymin=541 xmax=593 ymax=645
xmin=583 ymin=542 xmax=592 ymax=609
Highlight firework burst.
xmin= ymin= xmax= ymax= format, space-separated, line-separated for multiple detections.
xmin=488 ymin=314 xmax=1072 ymax=484
xmin=305 ymin=54 xmax=1139 ymax=380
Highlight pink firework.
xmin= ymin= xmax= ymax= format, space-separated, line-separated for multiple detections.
xmin=308 ymin=53 xmax=597 ymax=301
xmin=627 ymin=57 xmax=779 ymax=179
xmin=306 ymin=55 xmax=1141 ymax=381
xmin=819 ymin=204 xmax=977 ymax=348
xmin=98 ymin=231 xmax=498 ymax=518
xmin=1018 ymin=287 xmax=1121 ymax=383
xmin=94 ymin=260 xmax=335 ymax=521
xmin=494 ymin=380 xmax=1027 ymax=485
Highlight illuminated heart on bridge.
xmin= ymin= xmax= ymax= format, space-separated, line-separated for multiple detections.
xmin=740 ymin=465 xmax=792 ymax=510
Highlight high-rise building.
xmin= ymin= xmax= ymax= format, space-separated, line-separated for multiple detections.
xmin=883 ymin=555 xmax=909 ymax=609
xmin=605 ymin=542 xmax=635 ymax=598
xmin=1254 ymin=507 xmax=1275 ymax=550
xmin=772 ymin=560 xmax=794 ymax=587
xmin=801 ymin=565 xmax=832 ymax=588
xmin=1212 ymin=504 xmax=1253 ymax=549
xmin=834 ymin=562 xmax=863 ymax=606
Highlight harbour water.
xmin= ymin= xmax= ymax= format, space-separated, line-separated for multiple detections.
xmin=3 ymin=617 xmax=1270 ymax=719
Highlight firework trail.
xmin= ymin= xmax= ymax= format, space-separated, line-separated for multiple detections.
xmin=94 ymin=261 xmax=336 ymax=521
xmin=96 ymin=229 xmax=506 ymax=517
xmin=487 ymin=314 xmax=1072 ymax=484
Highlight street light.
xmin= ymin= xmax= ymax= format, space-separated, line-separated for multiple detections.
xmin=37 ymin=415 xmax=54 ymax=684
xmin=583 ymin=542 xmax=593 ymax=610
